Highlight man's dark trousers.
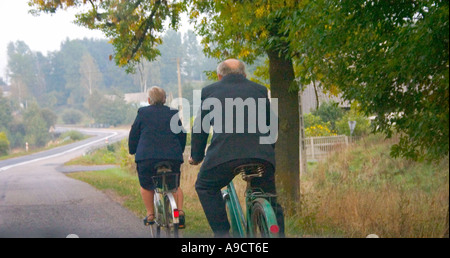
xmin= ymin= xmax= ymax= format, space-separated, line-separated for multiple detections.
xmin=195 ymin=158 xmax=285 ymax=237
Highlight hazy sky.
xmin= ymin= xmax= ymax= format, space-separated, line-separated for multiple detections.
xmin=0 ymin=1 xmax=195 ymax=81
xmin=0 ymin=0 xmax=106 ymax=79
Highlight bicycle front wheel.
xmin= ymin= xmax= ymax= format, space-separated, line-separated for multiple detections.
xmin=249 ymin=198 xmax=280 ymax=238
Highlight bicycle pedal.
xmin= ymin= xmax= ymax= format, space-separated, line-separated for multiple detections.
xmin=222 ymin=191 xmax=230 ymax=200
xmin=143 ymin=218 xmax=155 ymax=226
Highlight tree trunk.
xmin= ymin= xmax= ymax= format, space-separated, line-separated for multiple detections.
xmin=267 ymin=49 xmax=300 ymax=209
xmin=444 ymin=206 xmax=449 ymax=238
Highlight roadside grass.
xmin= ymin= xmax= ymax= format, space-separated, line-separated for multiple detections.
xmin=67 ymin=168 xmax=143 ymax=215
xmin=65 ymin=146 xmax=118 ymax=166
xmin=289 ymin=134 xmax=449 ymax=238
xmin=64 ymin=140 xmax=133 ymax=168
xmin=66 ymin=134 xmax=449 ymax=238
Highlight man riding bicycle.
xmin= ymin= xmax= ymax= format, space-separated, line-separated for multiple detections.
xmin=189 ymin=59 xmax=285 ymax=238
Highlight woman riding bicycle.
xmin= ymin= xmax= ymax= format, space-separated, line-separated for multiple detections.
xmin=129 ymin=86 xmax=186 ymax=229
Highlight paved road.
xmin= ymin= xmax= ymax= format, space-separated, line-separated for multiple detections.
xmin=0 ymin=127 xmax=151 ymax=238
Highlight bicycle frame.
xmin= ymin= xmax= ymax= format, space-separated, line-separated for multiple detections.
xmin=223 ymin=181 xmax=246 ymax=237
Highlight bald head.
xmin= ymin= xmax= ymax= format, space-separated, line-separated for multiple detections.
xmin=217 ymin=59 xmax=246 ymax=79
xmin=148 ymin=86 xmax=166 ymax=105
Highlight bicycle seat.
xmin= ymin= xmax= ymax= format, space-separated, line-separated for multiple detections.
xmin=233 ymin=163 xmax=265 ymax=181
xmin=154 ymin=161 xmax=173 ymax=174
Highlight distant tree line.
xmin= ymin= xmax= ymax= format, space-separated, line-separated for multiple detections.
xmin=5 ymin=30 xmax=216 ymax=111
xmin=1 ymin=29 xmax=218 ymax=152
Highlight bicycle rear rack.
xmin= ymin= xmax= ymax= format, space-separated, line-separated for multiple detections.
xmin=153 ymin=162 xmax=178 ymax=193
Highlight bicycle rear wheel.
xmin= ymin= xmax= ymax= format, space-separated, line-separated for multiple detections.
xmin=249 ymin=198 xmax=280 ymax=238
xmin=151 ymin=193 xmax=163 ymax=238
xmin=163 ymin=194 xmax=179 ymax=238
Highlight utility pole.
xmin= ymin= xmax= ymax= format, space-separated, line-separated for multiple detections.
xmin=177 ymin=57 xmax=183 ymax=119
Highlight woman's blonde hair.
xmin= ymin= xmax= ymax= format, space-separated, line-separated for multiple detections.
xmin=148 ymin=86 xmax=166 ymax=105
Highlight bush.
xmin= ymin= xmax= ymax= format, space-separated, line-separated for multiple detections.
xmin=62 ymin=109 xmax=84 ymax=125
xmin=335 ymin=103 xmax=371 ymax=137
xmin=0 ymin=132 xmax=10 ymax=156
xmin=23 ymin=103 xmax=51 ymax=147
xmin=41 ymin=108 xmax=57 ymax=129
xmin=303 ymin=113 xmax=324 ymax=129
xmin=61 ymin=130 xmax=85 ymax=141
xmin=118 ymin=139 xmax=136 ymax=174
xmin=303 ymin=113 xmax=337 ymax=137
xmin=305 ymin=124 xmax=336 ymax=137
xmin=7 ymin=121 xmax=25 ymax=149
xmin=312 ymin=101 xmax=344 ymax=131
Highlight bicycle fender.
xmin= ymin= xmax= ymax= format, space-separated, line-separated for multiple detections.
xmin=252 ymin=198 xmax=280 ymax=237
xmin=166 ymin=193 xmax=180 ymax=225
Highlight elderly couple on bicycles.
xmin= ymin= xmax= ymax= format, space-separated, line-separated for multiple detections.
xmin=128 ymin=59 xmax=285 ymax=238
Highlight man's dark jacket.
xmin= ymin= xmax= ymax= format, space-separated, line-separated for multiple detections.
xmin=129 ymin=105 xmax=186 ymax=163
xmin=191 ymin=74 xmax=276 ymax=172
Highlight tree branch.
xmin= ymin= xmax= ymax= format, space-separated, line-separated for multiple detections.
xmin=129 ymin=0 xmax=162 ymax=62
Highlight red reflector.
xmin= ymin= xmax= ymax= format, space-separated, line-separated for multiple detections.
xmin=173 ymin=209 xmax=179 ymax=218
xmin=270 ymin=225 xmax=279 ymax=234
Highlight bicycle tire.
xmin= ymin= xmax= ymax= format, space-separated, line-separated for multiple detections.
xmin=156 ymin=224 xmax=161 ymax=238
xmin=164 ymin=194 xmax=179 ymax=238
xmin=249 ymin=198 xmax=280 ymax=238
xmin=151 ymin=192 xmax=163 ymax=238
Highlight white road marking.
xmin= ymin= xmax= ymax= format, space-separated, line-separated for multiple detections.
xmin=0 ymin=132 xmax=118 ymax=172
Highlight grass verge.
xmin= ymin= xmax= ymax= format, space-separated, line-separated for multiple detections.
xmin=66 ymin=134 xmax=449 ymax=238
xmin=288 ymin=134 xmax=449 ymax=238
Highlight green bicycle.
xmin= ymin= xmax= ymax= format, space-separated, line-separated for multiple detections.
xmin=222 ymin=163 xmax=280 ymax=238
xmin=147 ymin=162 xmax=180 ymax=238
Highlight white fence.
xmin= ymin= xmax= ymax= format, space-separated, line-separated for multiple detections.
xmin=305 ymin=135 xmax=357 ymax=162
